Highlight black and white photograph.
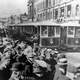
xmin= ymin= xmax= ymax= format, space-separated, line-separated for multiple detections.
xmin=0 ymin=0 xmax=80 ymax=80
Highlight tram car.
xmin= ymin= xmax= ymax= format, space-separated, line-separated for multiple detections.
xmin=38 ymin=21 xmax=80 ymax=51
xmin=7 ymin=21 xmax=80 ymax=51
xmin=38 ymin=21 xmax=61 ymax=49
xmin=7 ymin=23 xmax=38 ymax=42
xmin=60 ymin=21 xmax=80 ymax=51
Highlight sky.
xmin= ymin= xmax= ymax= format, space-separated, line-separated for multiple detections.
xmin=0 ymin=0 xmax=28 ymax=17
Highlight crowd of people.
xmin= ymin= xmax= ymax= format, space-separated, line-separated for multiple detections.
xmin=0 ymin=37 xmax=79 ymax=80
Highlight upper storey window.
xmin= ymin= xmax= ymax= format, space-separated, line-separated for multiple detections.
xmin=67 ymin=5 xmax=71 ymax=17
xmin=76 ymin=4 xmax=79 ymax=16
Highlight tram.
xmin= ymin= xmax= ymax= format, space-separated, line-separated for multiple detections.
xmin=37 ymin=21 xmax=60 ymax=48
xmin=60 ymin=21 xmax=80 ymax=51
xmin=7 ymin=23 xmax=38 ymax=42
xmin=38 ymin=21 xmax=80 ymax=51
xmin=7 ymin=21 xmax=80 ymax=51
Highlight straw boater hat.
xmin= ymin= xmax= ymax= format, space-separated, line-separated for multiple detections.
xmin=57 ymin=58 xmax=68 ymax=66
xmin=76 ymin=65 xmax=80 ymax=72
xmin=47 ymin=49 xmax=52 ymax=52
xmin=53 ymin=48 xmax=59 ymax=54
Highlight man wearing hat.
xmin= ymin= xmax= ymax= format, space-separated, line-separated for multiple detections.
xmin=44 ymin=49 xmax=57 ymax=80
xmin=33 ymin=59 xmax=49 ymax=80
xmin=74 ymin=66 xmax=80 ymax=80
xmin=9 ymin=62 xmax=25 ymax=80
xmin=0 ymin=38 xmax=4 ymax=53
xmin=52 ymin=49 xmax=59 ymax=61
xmin=53 ymin=58 xmax=71 ymax=80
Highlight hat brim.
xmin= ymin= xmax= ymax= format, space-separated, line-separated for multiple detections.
xmin=54 ymin=51 xmax=59 ymax=54
xmin=77 ymin=69 xmax=80 ymax=72
xmin=57 ymin=62 xmax=68 ymax=65
xmin=10 ymin=68 xmax=18 ymax=71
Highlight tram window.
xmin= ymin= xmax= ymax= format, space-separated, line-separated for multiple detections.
xmin=75 ymin=27 xmax=80 ymax=37
xmin=67 ymin=26 xmax=75 ymax=37
xmin=26 ymin=26 xmax=33 ymax=33
xmin=55 ymin=27 xmax=60 ymax=37
xmin=12 ymin=27 xmax=15 ymax=30
xmin=22 ymin=26 xmax=24 ymax=32
xmin=24 ymin=27 xmax=26 ymax=32
xmin=41 ymin=26 xmax=48 ymax=37
xmin=48 ymin=26 xmax=55 ymax=37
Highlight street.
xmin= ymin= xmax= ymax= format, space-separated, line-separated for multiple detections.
xmin=65 ymin=52 xmax=80 ymax=80
xmin=66 ymin=52 xmax=80 ymax=67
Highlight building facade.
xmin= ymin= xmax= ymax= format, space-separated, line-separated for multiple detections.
xmin=31 ymin=0 xmax=80 ymax=23
xmin=27 ymin=0 xmax=80 ymax=48
xmin=33 ymin=0 xmax=53 ymax=21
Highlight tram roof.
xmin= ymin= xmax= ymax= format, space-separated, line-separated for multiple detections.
xmin=61 ymin=21 xmax=80 ymax=27
xmin=8 ymin=22 xmax=38 ymax=26
xmin=36 ymin=21 xmax=60 ymax=26
xmin=8 ymin=21 xmax=61 ymax=27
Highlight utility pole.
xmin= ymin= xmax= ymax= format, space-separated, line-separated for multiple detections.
xmin=32 ymin=0 xmax=34 ymax=22
xmin=27 ymin=0 xmax=34 ymax=22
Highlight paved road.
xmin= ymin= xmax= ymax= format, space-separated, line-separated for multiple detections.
xmin=66 ymin=52 xmax=80 ymax=67
xmin=64 ymin=52 xmax=80 ymax=80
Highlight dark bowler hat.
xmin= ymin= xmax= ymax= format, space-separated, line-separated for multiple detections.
xmin=76 ymin=66 xmax=80 ymax=72
xmin=11 ymin=62 xmax=25 ymax=71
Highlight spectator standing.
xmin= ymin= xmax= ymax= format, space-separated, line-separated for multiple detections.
xmin=74 ymin=66 xmax=80 ymax=80
xmin=53 ymin=58 xmax=71 ymax=80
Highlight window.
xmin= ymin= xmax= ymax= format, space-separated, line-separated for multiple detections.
xmin=50 ymin=11 xmax=52 ymax=19
xmin=55 ymin=27 xmax=60 ymax=37
xmin=76 ymin=5 xmax=79 ymax=16
xmin=44 ymin=11 xmax=46 ymax=20
xmin=48 ymin=12 xmax=50 ymax=20
xmin=41 ymin=26 xmax=48 ymax=37
xmin=43 ymin=13 xmax=44 ymax=20
xmin=67 ymin=26 xmax=75 ymax=37
xmin=37 ymin=14 xmax=39 ymax=21
xmin=12 ymin=27 xmax=15 ymax=30
xmin=75 ymin=27 xmax=80 ymax=37
xmin=46 ymin=11 xmax=48 ymax=20
xmin=47 ymin=9 xmax=50 ymax=20
xmin=67 ymin=5 xmax=71 ymax=17
xmin=55 ymin=9 xmax=58 ymax=19
xmin=55 ymin=0 xmax=59 ymax=6
xmin=46 ymin=0 xmax=48 ymax=8
xmin=48 ymin=27 xmax=60 ymax=37
xmin=48 ymin=26 xmax=55 ymax=37
xmin=40 ymin=14 xmax=42 ymax=21
xmin=60 ymin=7 xmax=64 ymax=17
xmin=48 ymin=0 xmax=51 ymax=7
